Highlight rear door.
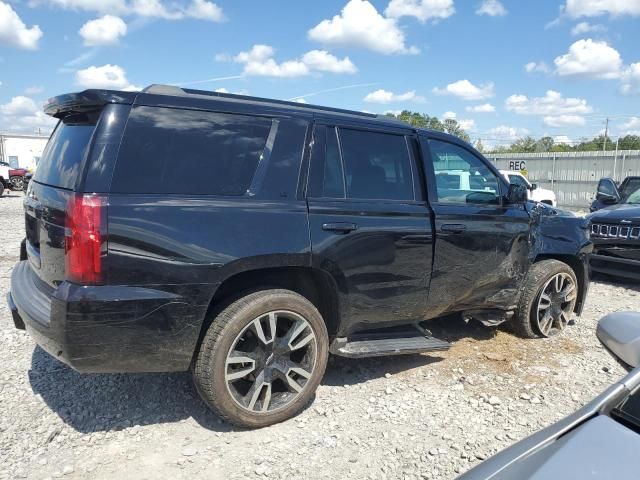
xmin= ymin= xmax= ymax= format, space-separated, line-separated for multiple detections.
xmin=306 ymin=123 xmax=433 ymax=336
xmin=421 ymin=135 xmax=532 ymax=318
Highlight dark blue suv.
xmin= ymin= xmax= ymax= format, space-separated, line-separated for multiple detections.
xmin=8 ymin=85 xmax=591 ymax=427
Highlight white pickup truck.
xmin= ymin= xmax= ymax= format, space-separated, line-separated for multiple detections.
xmin=500 ymin=170 xmax=557 ymax=207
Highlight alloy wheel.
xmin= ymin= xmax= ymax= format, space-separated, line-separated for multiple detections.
xmin=224 ymin=310 xmax=317 ymax=413
xmin=535 ymin=273 xmax=577 ymax=337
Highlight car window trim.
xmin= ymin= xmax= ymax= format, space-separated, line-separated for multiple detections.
xmin=246 ymin=118 xmax=279 ymax=197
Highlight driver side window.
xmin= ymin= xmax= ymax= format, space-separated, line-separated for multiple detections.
xmin=428 ymin=139 xmax=500 ymax=205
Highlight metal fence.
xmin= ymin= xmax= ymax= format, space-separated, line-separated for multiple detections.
xmin=487 ymin=150 xmax=640 ymax=209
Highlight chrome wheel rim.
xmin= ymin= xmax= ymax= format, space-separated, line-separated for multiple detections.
xmin=224 ymin=310 xmax=317 ymax=413
xmin=535 ymin=273 xmax=577 ymax=337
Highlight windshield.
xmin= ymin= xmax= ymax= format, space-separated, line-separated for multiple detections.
xmin=508 ymin=174 xmax=530 ymax=188
xmin=624 ymin=187 xmax=640 ymax=205
xmin=612 ymin=384 xmax=640 ymax=433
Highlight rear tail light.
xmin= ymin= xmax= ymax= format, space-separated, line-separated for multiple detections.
xmin=65 ymin=194 xmax=107 ymax=284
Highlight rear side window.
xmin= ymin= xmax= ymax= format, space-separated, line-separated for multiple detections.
xmin=307 ymin=126 xmax=345 ymax=198
xmin=340 ymin=129 xmax=414 ymax=201
xmin=111 ymin=106 xmax=272 ymax=195
xmin=33 ymin=112 xmax=100 ymax=190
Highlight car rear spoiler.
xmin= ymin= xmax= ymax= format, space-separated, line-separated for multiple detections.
xmin=44 ymin=89 xmax=139 ymax=118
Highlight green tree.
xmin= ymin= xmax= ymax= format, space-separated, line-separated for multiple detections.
xmin=385 ymin=111 xmax=470 ymax=142
xmin=475 ymin=139 xmax=485 ymax=153
xmin=535 ymin=136 xmax=554 ymax=152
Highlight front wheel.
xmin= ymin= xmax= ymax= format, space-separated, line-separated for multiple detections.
xmin=193 ymin=289 xmax=329 ymax=428
xmin=512 ymin=260 xmax=578 ymax=338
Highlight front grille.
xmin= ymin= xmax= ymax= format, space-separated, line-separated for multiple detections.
xmin=591 ymin=223 xmax=640 ymax=240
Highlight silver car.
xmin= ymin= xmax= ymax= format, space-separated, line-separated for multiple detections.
xmin=459 ymin=311 xmax=640 ymax=479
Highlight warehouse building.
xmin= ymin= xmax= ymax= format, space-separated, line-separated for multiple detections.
xmin=0 ymin=133 xmax=50 ymax=170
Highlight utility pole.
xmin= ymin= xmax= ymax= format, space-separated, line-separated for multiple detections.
xmin=603 ymin=117 xmax=609 ymax=151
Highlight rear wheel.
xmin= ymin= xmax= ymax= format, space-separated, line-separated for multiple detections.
xmin=512 ymin=260 xmax=578 ymax=338
xmin=193 ymin=289 xmax=329 ymax=428
xmin=10 ymin=176 xmax=24 ymax=190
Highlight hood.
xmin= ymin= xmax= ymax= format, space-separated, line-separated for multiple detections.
xmin=490 ymin=416 xmax=640 ymax=480
xmin=588 ymin=203 xmax=640 ymax=225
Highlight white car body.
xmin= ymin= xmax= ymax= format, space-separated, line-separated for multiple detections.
xmin=0 ymin=162 xmax=11 ymax=193
xmin=500 ymin=170 xmax=557 ymax=207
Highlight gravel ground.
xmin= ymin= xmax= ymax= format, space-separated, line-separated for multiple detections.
xmin=1 ymin=192 xmax=638 ymax=480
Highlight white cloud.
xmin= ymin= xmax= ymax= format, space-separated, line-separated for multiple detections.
xmin=458 ymin=119 xmax=476 ymax=131
xmin=476 ymin=0 xmax=507 ymax=16
xmin=554 ymin=38 xmax=622 ymax=79
xmin=432 ymin=79 xmax=494 ymax=100
xmin=79 ymin=15 xmax=127 ymax=46
xmin=75 ymin=64 xmax=140 ymax=90
xmin=524 ymin=61 xmax=550 ymax=73
xmin=308 ymin=0 xmax=419 ymax=55
xmin=620 ymin=117 xmax=640 ymax=135
xmin=466 ymin=103 xmax=495 ymax=113
xmin=363 ymin=89 xmax=425 ymax=104
xmin=385 ymin=0 xmax=455 ymax=23
xmin=185 ymin=0 xmax=224 ymax=21
xmin=44 ymin=0 xmax=224 ymax=22
xmin=505 ymin=90 xmax=593 ymax=116
xmin=543 ymin=115 xmax=587 ymax=127
xmin=563 ymin=0 xmax=640 ymax=18
xmin=442 ymin=110 xmax=456 ymax=119
xmin=570 ymin=21 xmax=606 ymax=35
xmin=0 ymin=95 xmax=56 ymax=134
xmin=384 ymin=109 xmax=403 ymax=116
xmin=487 ymin=125 xmax=530 ymax=143
xmin=292 ymin=98 xmax=307 ymax=104
xmin=24 ymin=86 xmax=44 ymax=95
xmin=0 ymin=1 xmax=43 ymax=50
xmin=301 ymin=50 xmax=357 ymax=74
xmin=0 ymin=96 xmax=38 ymax=116
xmin=620 ymin=63 xmax=640 ymax=95
xmin=232 ymin=45 xmax=357 ymax=78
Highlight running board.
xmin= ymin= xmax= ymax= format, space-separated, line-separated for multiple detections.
xmin=330 ymin=329 xmax=450 ymax=359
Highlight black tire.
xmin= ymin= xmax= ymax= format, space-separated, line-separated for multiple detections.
xmin=10 ymin=176 xmax=24 ymax=191
xmin=511 ymin=259 xmax=578 ymax=339
xmin=193 ymin=289 xmax=329 ymax=428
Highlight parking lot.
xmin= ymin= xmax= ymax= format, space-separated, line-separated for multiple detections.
xmin=0 ymin=191 xmax=636 ymax=480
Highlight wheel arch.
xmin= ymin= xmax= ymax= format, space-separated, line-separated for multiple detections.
xmin=192 ymin=266 xmax=341 ymax=363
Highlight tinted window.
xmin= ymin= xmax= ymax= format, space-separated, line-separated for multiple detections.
xmin=429 ymin=140 xmax=499 ymax=204
xmin=112 ymin=106 xmax=271 ymax=195
xmin=307 ymin=126 xmax=345 ymax=198
xmin=259 ymin=118 xmax=308 ymax=200
xmin=340 ymin=129 xmax=414 ymax=200
xmin=33 ymin=112 xmax=99 ymax=190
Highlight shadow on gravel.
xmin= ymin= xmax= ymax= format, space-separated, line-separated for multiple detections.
xmin=28 ymin=316 xmax=498 ymax=432
xmin=0 ymin=193 xmax=24 ymax=199
xmin=28 ymin=347 xmax=232 ymax=433
xmin=322 ymin=315 xmax=495 ymax=387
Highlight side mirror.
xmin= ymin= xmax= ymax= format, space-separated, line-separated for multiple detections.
xmin=530 ymin=183 xmax=538 ymax=191
xmin=596 ymin=177 xmax=621 ymax=204
xmin=506 ymin=184 xmax=528 ymax=204
xmin=596 ymin=312 xmax=640 ymax=371
xmin=600 ymin=194 xmax=620 ymax=205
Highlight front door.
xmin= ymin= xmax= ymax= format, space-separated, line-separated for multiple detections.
xmin=420 ymin=135 xmax=532 ymax=318
xmin=307 ymin=124 xmax=433 ymax=336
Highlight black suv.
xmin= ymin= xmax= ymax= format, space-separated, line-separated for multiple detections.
xmin=8 ymin=85 xmax=592 ymax=427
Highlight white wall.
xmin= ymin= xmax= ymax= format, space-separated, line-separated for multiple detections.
xmin=0 ymin=135 xmax=50 ymax=170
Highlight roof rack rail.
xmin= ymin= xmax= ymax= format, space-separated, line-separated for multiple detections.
xmin=141 ymin=84 xmax=381 ymax=120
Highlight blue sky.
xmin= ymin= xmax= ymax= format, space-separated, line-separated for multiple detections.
xmin=0 ymin=0 xmax=639 ymax=147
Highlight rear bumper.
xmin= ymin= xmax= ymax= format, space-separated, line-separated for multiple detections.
xmin=590 ymin=253 xmax=640 ymax=281
xmin=8 ymin=260 xmax=209 ymax=373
